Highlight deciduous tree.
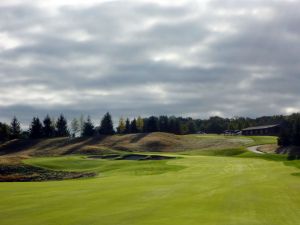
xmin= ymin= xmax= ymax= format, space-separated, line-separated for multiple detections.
xmin=136 ymin=116 xmax=144 ymax=132
xmin=117 ymin=117 xmax=126 ymax=134
xmin=71 ymin=118 xmax=80 ymax=138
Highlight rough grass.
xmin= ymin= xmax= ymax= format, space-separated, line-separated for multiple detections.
xmin=0 ymin=133 xmax=184 ymax=157
xmin=0 ymin=163 xmax=95 ymax=182
xmin=0 ymin=133 xmax=279 ymax=158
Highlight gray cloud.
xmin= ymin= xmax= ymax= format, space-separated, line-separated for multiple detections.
xmin=0 ymin=0 xmax=300 ymax=126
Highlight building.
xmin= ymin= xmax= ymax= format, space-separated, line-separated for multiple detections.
xmin=242 ymin=124 xmax=281 ymax=136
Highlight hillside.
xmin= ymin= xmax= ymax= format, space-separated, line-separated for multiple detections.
xmin=0 ymin=133 xmax=279 ymax=181
xmin=0 ymin=133 xmax=181 ymax=158
xmin=0 ymin=133 xmax=277 ymax=159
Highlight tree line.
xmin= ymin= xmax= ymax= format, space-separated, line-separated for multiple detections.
xmin=0 ymin=113 xmax=114 ymax=142
xmin=116 ymin=116 xmax=192 ymax=135
xmin=278 ymin=113 xmax=300 ymax=147
xmin=0 ymin=112 xmax=299 ymax=147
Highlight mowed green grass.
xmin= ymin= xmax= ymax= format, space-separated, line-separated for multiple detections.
xmin=1 ymin=135 xmax=300 ymax=225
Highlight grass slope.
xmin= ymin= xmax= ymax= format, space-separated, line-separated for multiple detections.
xmin=0 ymin=133 xmax=184 ymax=157
xmin=0 ymin=133 xmax=278 ymax=158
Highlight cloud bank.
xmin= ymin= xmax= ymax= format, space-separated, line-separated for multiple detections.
xmin=1 ymin=0 xmax=300 ymax=125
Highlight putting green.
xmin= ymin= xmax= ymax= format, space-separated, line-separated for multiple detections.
xmin=1 ymin=152 xmax=300 ymax=225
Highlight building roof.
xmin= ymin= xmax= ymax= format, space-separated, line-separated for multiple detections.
xmin=242 ymin=124 xmax=280 ymax=131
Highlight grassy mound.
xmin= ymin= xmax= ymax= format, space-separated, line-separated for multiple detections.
xmin=0 ymin=133 xmax=278 ymax=158
xmin=0 ymin=132 xmax=184 ymax=157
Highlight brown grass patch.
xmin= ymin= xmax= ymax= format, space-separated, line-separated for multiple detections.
xmin=0 ymin=163 xmax=95 ymax=182
xmin=257 ymin=144 xmax=279 ymax=153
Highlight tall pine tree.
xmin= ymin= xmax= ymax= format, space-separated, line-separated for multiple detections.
xmin=158 ymin=116 xmax=169 ymax=132
xmin=146 ymin=116 xmax=158 ymax=132
xmin=43 ymin=115 xmax=55 ymax=138
xmin=0 ymin=122 xmax=10 ymax=142
xmin=124 ymin=118 xmax=131 ymax=134
xmin=82 ymin=116 xmax=95 ymax=137
xmin=130 ymin=118 xmax=138 ymax=133
xmin=99 ymin=112 xmax=114 ymax=135
xmin=79 ymin=114 xmax=85 ymax=136
xmin=29 ymin=117 xmax=43 ymax=139
xmin=169 ymin=117 xmax=182 ymax=134
xmin=292 ymin=114 xmax=300 ymax=146
xmin=56 ymin=114 xmax=69 ymax=137
xmin=10 ymin=116 xmax=21 ymax=139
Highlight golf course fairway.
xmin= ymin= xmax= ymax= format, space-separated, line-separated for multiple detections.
xmin=1 ymin=153 xmax=300 ymax=225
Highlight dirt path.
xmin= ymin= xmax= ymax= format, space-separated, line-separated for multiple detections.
xmin=247 ymin=145 xmax=264 ymax=154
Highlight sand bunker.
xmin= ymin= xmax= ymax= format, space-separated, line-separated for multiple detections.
xmin=88 ymin=154 xmax=175 ymax=161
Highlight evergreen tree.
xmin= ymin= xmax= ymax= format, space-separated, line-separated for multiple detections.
xmin=180 ymin=123 xmax=189 ymax=134
xmin=10 ymin=116 xmax=21 ymax=139
xmin=136 ymin=116 xmax=144 ymax=132
xmin=82 ymin=116 xmax=95 ymax=137
xmin=169 ymin=117 xmax=181 ymax=134
xmin=43 ymin=115 xmax=55 ymax=138
xmin=187 ymin=120 xmax=196 ymax=134
xmin=99 ymin=112 xmax=114 ymax=135
xmin=124 ymin=118 xmax=131 ymax=134
xmin=79 ymin=114 xmax=85 ymax=136
xmin=278 ymin=114 xmax=300 ymax=147
xmin=0 ymin=122 xmax=10 ymax=142
xmin=278 ymin=126 xmax=291 ymax=146
xmin=56 ymin=114 xmax=69 ymax=137
xmin=291 ymin=114 xmax=300 ymax=146
xmin=142 ymin=118 xmax=148 ymax=132
xmin=130 ymin=118 xmax=138 ymax=133
xmin=71 ymin=118 xmax=80 ymax=138
xmin=158 ymin=116 xmax=169 ymax=132
xmin=117 ymin=117 xmax=126 ymax=134
xmin=174 ymin=119 xmax=182 ymax=134
xmin=146 ymin=116 xmax=158 ymax=132
xmin=29 ymin=117 xmax=43 ymax=139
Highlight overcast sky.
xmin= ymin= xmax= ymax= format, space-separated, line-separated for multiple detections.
xmin=1 ymin=0 xmax=300 ymax=126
